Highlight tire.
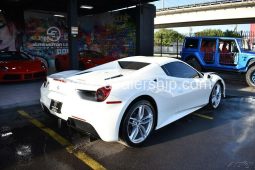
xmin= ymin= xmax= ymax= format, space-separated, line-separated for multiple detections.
xmin=208 ymin=82 xmax=222 ymax=109
xmin=120 ymin=100 xmax=156 ymax=147
xmin=245 ymin=66 xmax=255 ymax=88
xmin=186 ymin=58 xmax=202 ymax=71
xmin=36 ymin=57 xmax=49 ymax=68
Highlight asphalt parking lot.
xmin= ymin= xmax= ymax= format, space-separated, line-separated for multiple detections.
xmin=0 ymin=72 xmax=255 ymax=170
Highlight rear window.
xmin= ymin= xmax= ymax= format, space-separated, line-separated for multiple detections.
xmin=118 ymin=61 xmax=150 ymax=70
xmin=185 ymin=39 xmax=199 ymax=49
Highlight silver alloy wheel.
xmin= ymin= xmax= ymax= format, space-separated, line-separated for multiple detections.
xmin=211 ymin=83 xmax=222 ymax=108
xmin=127 ymin=104 xmax=154 ymax=144
xmin=252 ymin=71 xmax=255 ymax=83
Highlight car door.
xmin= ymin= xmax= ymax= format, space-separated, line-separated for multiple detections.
xmin=200 ymin=38 xmax=217 ymax=65
xmin=161 ymin=61 xmax=211 ymax=114
xmin=218 ymin=39 xmax=239 ymax=67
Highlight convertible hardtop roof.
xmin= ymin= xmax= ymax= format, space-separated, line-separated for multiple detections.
xmin=118 ymin=56 xmax=180 ymax=66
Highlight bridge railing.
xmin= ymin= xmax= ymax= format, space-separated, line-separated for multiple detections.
xmin=157 ymin=0 xmax=254 ymax=12
xmin=154 ymin=31 xmax=255 ymax=57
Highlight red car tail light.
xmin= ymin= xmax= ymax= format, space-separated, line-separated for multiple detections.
xmin=96 ymin=86 xmax=111 ymax=102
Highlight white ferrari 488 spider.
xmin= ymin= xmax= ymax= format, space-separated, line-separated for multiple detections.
xmin=40 ymin=56 xmax=225 ymax=147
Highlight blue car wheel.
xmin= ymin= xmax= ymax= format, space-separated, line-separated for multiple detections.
xmin=246 ymin=66 xmax=255 ymax=88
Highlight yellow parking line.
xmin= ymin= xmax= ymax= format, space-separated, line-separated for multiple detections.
xmin=18 ymin=110 xmax=106 ymax=170
xmin=193 ymin=113 xmax=214 ymax=120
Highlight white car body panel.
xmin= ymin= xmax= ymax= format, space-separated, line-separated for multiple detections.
xmin=40 ymin=56 xmax=225 ymax=142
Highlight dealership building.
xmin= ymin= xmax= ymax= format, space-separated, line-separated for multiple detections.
xmin=0 ymin=0 xmax=155 ymax=70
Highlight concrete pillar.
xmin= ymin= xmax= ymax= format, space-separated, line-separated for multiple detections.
xmin=136 ymin=4 xmax=156 ymax=56
xmin=67 ymin=0 xmax=79 ymax=70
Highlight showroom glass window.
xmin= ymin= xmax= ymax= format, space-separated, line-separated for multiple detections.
xmin=162 ymin=62 xmax=199 ymax=78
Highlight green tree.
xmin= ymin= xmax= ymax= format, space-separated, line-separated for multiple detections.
xmin=195 ymin=29 xmax=224 ymax=37
xmin=224 ymin=30 xmax=242 ymax=37
xmin=154 ymin=29 xmax=184 ymax=46
xmin=195 ymin=29 xmax=242 ymax=37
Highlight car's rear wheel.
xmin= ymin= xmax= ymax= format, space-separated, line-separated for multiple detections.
xmin=208 ymin=82 xmax=222 ymax=109
xmin=245 ymin=66 xmax=255 ymax=88
xmin=121 ymin=100 xmax=155 ymax=147
xmin=186 ymin=58 xmax=202 ymax=71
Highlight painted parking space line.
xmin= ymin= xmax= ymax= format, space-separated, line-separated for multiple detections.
xmin=18 ymin=110 xmax=106 ymax=170
xmin=193 ymin=113 xmax=214 ymax=120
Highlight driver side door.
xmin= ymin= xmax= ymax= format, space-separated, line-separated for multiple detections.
xmin=161 ymin=61 xmax=211 ymax=114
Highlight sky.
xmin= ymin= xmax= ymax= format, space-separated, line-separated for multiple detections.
xmin=151 ymin=0 xmax=251 ymax=33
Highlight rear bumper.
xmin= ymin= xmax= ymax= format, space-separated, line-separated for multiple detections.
xmin=40 ymin=84 xmax=126 ymax=142
xmin=41 ymin=102 xmax=100 ymax=138
xmin=67 ymin=117 xmax=100 ymax=139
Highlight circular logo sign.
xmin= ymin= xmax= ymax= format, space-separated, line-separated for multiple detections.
xmin=47 ymin=26 xmax=61 ymax=42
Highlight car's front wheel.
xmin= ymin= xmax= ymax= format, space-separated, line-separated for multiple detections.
xmin=208 ymin=82 xmax=222 ymax=109
xmin=121 ymin=100 xmax=155 ymax=147
xmin=245 ymin=66 xmax=255 ymax=88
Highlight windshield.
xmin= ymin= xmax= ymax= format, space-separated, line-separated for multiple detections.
xmin=0 ymin=52 xmax=31 ymax=61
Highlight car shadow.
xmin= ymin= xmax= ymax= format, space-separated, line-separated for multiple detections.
xmin=143 ymin=97 xmax=254 ymax=147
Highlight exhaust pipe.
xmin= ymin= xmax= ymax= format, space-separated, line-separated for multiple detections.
xmin=58 ymin=118 xmax=62 ymax=128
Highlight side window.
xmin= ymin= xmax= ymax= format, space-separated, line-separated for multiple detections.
xmin=230 ymin=41 xmax=239 ymax=53
xmin=219 ymin=40 xmax=239 ymax=53
xmin=219 ymin=41 xmax=229 ymax=53
xmin=162 ymin=62 xmax=200 ymax=78
xmin=185 ymin=39 xmax=199 ymax=49
xmin=200 ymin=39 xmax=216 ymax=52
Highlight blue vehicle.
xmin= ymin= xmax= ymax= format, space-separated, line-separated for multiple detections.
xmin=181 ymin=36 xmax=255 ymax=87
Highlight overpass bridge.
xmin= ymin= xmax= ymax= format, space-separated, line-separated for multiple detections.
xmin=155 ymin=0 xmax=255 ymax=28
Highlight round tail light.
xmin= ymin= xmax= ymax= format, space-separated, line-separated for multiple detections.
xmin=96 ymin=86 xmax=112 ymax=102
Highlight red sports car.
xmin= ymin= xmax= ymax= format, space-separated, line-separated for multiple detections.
xmin=0 ymin=51 xmax=47 ymax=82
xmin=55 ymin=50 xmax=118 ymax=71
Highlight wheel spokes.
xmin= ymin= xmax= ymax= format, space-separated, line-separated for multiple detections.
xmin=138 ymin=105 xmax=145 ymax=120
xmin=127 ymin=104 xmax=154 ymax=144
xmin=140 ymin=115 xmax=153 ymax=125
xmin=211 ymin=84 xmax=221 ymax=108
xmin=216 ymin=85 xmax=220 ymax=94
xmin=252 ymin=72 xmax=255 ymax=83
xmin=130 ymin=127 xmax=139 ymax=141
xmin=139 ymin=125 xmax=146 ymax=138
xmin=128 ymin=118 xmax=137 ymax=126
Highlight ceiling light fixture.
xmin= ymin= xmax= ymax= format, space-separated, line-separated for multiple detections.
xmin=0 ymin=10 xmax=2 ymax=13
xmin=80 ymin=5 xmax=93 ymax=9
xmin=54 ymin=14 xmax=65 ymax=18
xmin=110 ymin=5 xmax=136 ymax=12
